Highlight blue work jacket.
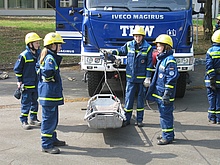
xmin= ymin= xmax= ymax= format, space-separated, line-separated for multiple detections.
xmin=14 ymin=46 xmax=40 ymax=90
xmin=204 ymin=43 xmax=220 ymax=88
xmin=114 ymin=39 xmax=153 ymax=83
xmin=37 ymin=50 xmax=64 ymax=106
xmin=146 ymin=50 xmax=179 ymax=103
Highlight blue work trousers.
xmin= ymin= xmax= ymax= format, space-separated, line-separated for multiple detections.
xmin=124 ymin=81 xmax=145 ymax=122
xmin=158 ymin=103 xmax=174 ymax=141
xmin=20 ymin=90 xmax=38 ymax=123
xmin=41 ymin=106 xmax=59 ymax=149
xmin=207 ymin=87 xmax=220 ymax=122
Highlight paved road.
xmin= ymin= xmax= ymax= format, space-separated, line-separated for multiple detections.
xmin=0 ymin=63 xmax=220 ymax=165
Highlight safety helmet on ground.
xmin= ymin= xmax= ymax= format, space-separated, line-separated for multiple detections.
xmin=217 ymin=16 xmax=220 ymax=20
xmin=43 ymin=32 xmax=65 ymax=46
xmin=212 ymin=30 xmax=220 ymax=43
xmin=154 ymin=34 xmax=173 ymax=48
xmin=132 ymin=26 xmax=145 ymax=36
xmin=25 ymin=32 xmax=42 ymax=45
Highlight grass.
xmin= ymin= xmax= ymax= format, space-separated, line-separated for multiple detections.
xmin=0 ymin=16 xmax=214 ymax=69
xmin=0 ymin=16 xmax=79 ymax=69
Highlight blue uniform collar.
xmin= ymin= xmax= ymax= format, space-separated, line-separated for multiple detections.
xmin=47 ymin=49 xmax=63 ymax=66
xmin=212 ymin=43 xmax=220 ymax=46
xmin=157 ymin=50 xmax=173 ymax=60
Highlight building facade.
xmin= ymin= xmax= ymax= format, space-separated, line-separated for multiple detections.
xmin=0 ymin=0 xmax=55 ymax=16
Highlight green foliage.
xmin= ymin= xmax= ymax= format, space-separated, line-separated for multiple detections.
xmin=0 ymin=17 xmax=79 ymax=68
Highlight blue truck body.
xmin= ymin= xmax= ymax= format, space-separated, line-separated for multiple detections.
xmin=55 ymin=0 xmax=197 ymax=97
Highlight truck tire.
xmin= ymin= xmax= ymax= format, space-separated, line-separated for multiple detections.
xmin=175 ymin=72 xmax=186 ymax=98
xmin=87 ymin=71 xmax=103 ymax=97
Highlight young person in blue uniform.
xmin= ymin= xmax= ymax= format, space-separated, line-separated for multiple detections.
xmin=14 ymin=32 xmax=42 ymax=130
xmin=111 ymin=25 xmax=153 ymax=127
xmin=146 ymin=34 xmax=179 ymax=145
xmin=37 ymin=32 xmax=65 ymax=154
xmin=204 ymin=30 xmax=220 ymax=125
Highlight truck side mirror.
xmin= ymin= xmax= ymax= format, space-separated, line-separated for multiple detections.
xmin=71 ymin=0 xmax=78 ymax=8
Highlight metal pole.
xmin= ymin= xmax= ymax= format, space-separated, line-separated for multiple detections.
xmin=196 ymin=13 xmax=199 ymax=44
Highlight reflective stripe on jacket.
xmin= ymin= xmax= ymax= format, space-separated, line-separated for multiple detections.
xmin=37 ymin=50 xmax=64 ymax=106
xmin=115 ymin=39 xmax=153 ymax=83
xmin=13 ymin=46 xmax=40 ymax=89
xmin=146 ymin=50 xmax=179 ymax=103
xmin=204 ymin=44 xmax=220 ymax=88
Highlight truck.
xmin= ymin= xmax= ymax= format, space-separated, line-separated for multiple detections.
xmin=55 ymin=0 xmax=205 ymax=98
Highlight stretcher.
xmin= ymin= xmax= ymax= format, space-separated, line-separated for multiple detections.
xmin=84 ymin=53 xmax=126 ymax=129
xmin=84 ymin=94 xmax=126 ymax=129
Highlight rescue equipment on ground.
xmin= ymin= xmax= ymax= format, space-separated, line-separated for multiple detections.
xmin=84 ymin=52 xmax=126 ymax=129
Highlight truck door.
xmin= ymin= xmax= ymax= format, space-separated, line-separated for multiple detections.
xmin=55 ymin=0 xmax=83 ymax=56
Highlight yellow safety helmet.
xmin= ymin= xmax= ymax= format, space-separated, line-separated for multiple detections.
xmin=154 ymin=34 xmax=173 ymax=48
xmin=212 ymin=30 xmax=220 ymax=43
xmin=217 ymin=16 xmax=220 ymax=20
xmin=132 ymin=26 xmax=145 ymax=36
xmin=43 ymin=32 xmax=65 ymax=46
xmin=25 ymin=32 xmax=42 ymax=45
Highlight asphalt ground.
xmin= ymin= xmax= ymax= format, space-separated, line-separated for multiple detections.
xmin=0 ymin=62 xmax=220 ymax=165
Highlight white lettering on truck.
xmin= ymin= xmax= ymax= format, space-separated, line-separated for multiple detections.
xmin=112 ymin=14 xmax=164 ymax=20
xmin=120 ymin=25 xmax=155 ymax=37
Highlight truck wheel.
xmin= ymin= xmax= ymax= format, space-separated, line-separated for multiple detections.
xmin=175 ymin=72 xmax=186 ymax=98
xmin=87 ymin=71 xmax=103 ymax=97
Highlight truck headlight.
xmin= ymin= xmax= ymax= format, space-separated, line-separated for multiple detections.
xmin=85 ymin=56 xmax=102 ymax=65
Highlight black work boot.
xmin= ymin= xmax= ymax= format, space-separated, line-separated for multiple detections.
xmin=137 ymin=121 xmax=144 ymax=127
xmin=30 ymin=119 xmax=41 ymax=126
xmin=53 ymin=140 xmax=66 ymax=146
xmin=209 ymin=120 xmax=216 ymax=124
xmin=157 ymin=139 xmax=172 ymax=145
xmin=122 ymin=120 xmax=130 ymax=127
xmin=22 ymin=122 xmax=31 ymax=130
xmin=42 ymin=147 xmax=60 ymax=154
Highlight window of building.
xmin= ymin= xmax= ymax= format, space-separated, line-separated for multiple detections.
xmin=0 ymin=1 xmax=4 ymax=8
xmin=38 ymin=0 xmax=54 ymax=8
xmin=8 ymin=0 xmax=34 ymax=8
xmin=60 ymin=0 xmax=83 ymax=8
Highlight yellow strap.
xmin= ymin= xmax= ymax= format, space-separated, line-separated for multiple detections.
xmin=124 ymin=108 xmax=133 ymax=112
xmin=41 ymin=133 xmax=52 ymax=138
xmin=165 ymin=84 xmax=174 ymax=89
xmin=152 ymin=94 xmax=175 ymax=102
xmin=162 ymin=128 xmax=174 ymax=132
xmin=30 ymin=111 xmax=38 ymax=115
xmin=137 ymin=108 xmax=144 ymax=112
xmin=39 ymin=97 xmax=63 ymax=101
xmin=207 ymin=69 xmax=215 ymax=74
xmin=21 ymin=113 xmax=28 ymax=117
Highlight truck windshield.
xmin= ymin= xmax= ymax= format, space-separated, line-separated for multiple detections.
xmin=86 ymin=0 xmax=190 ymax=12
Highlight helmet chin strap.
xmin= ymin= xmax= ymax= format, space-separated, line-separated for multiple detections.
xmin=29 ymin=43 xmax=38 ymax=52
xmin=49 ymin=44 xmax=58 ymax=54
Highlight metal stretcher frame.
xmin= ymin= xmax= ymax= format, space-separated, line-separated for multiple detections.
xmin=84 ymin=94 xmax=126 ymax=129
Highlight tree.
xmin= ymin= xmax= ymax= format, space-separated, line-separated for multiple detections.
xmin=203 ymin=0 xmax=213 ymax=40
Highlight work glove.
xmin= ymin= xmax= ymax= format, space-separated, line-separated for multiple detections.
xmin=107 ymin=54 xmax=116 ymax=63
xmin=162 ymin=90 xmax=171 ymax=105
xmin=101 ymin=50 xmax=116 ymax=63
xmin=13 ymin=84 xmax=25 ymax=100
xmin=13 ymin=88 xmax=21 ymax=99
xmin=111 ymin=50 xmax=117 ymax=55
xmin=113 ymin=59 xmax=121 ymax=68
xmin=143 ymin=77 xmax=151 ymax=88
xmin=210 ymin=77 xmax=216 ymax=91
